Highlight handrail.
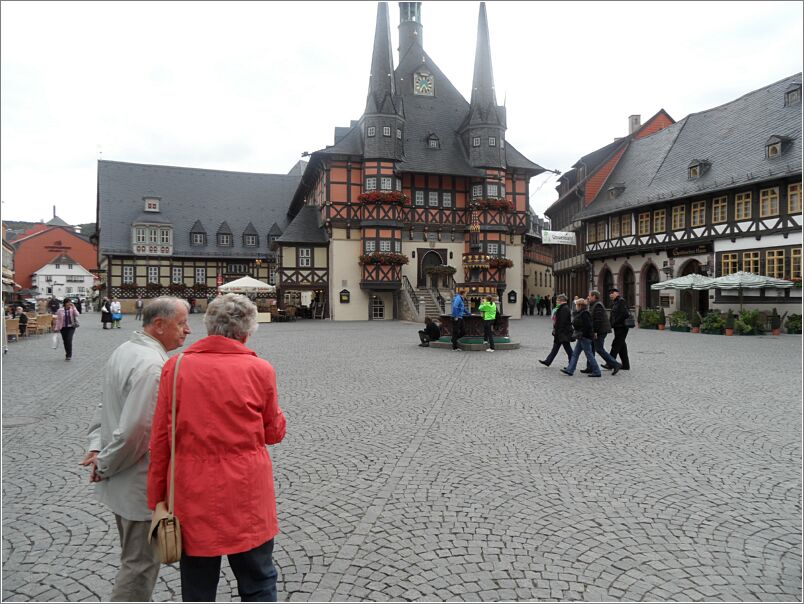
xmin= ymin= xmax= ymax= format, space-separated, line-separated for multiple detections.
xmin=402 ymin=275 xmax=419 ymax=307
xmin=430 ymin=287 xmax=445 ymax=314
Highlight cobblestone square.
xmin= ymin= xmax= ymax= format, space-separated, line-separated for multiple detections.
xmin=2 ymin=315 xmax=801 ymax=601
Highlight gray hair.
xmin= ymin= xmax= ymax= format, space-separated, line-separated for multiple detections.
xmin=204 ymin=293 xmax=258 ymax=340
xmin=142 ymin=297 xmax=190 ymax=327
xmin=556 ymin=293 xmax=568 ymax=302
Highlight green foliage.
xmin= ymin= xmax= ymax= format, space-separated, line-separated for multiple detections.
xmin=640 ymin=308 xmax=661 ymax=327
xmin=770 ymin=308 xmax=781 ymax=330
xmin=690 ymin=311 xmax=702 ymax=328
xmin=785 ymin=313 xmax=802 ymax=334
xmin=701 ymin=312 xmax=726 ymax=332
xmin=725 ymin=309 xmax=735 ymax=329
xmin=669 ymin=310 xmax=688 ymax=327
xmin=738 ymin=309 xmax=765 ymax=335
xmin=658 ymin=307 xmax=666 ymax=325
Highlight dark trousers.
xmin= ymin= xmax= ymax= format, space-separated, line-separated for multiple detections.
xmin=180 ymin=539 xmax=277 ymax=602
xmin=451 ymin=318 xmax=464 ymax=349
xmin=483 ymin=320 xmax=495 ymax=349
xmin=610 ymin=327 xmax=630 ymax=370
xmin=589 ymin=333 xmax=620 ymax=368
xmin=418 ymin=330 xmax=430 ymax=345
xmin=544 ymin=340 xmax=573 ymax=365
xmin=529 ymin=305 xmax=535 ymax=316
xmin=60 ymin=327 xmax=76 ymax=359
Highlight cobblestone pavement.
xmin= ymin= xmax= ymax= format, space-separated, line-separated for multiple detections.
xmin=2 ymin=313 xmax=801 ymax=602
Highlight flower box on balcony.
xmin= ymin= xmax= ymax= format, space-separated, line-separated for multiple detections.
xmin=357 ymin=192 xmax=409 ymax=205
xmin=358 ymin=252 xmax=409 ymax=266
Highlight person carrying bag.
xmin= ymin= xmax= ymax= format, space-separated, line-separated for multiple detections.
xmin=148 ymin=353 xmax=184 ymax=564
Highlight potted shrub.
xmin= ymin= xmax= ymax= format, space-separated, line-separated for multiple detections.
xmin=737 ymin=309 xmax=764 ymax=335
xmin=770 ymin=308 xmax=782 ymax=336
xmin=669 ymin=310 xmax=689 ymax=332
xmin=639 ymin=308 xmax=660 ymax=329
xmin=690 ymin=311 xmax=702 ymax=333
xmin=725 ymin=309 xmax=735 ymax=336
xmin=785 ymin=313 xmax=802 ymax=334
xmin=658 ymin=307 xmax=666 ymax=330
xmin=701 ymin=312 xmax=725 ymax=335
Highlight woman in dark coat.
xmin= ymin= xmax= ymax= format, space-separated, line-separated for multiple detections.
xmin=100 ymin=297 xmax=112 ymax=329
xmin=560 ymin=298 xmax=602 ymax=377
xmin=539 ymin=293 xmax=573 ymax=367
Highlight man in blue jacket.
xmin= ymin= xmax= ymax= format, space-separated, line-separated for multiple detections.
xmin=451 ymin=289 xmax=469 ymax=351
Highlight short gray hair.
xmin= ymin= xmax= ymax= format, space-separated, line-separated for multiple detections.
xmin=204 ymin=293 xmax=258 ymax=340
xmin=557 ymin=293 xmax=568 ymax=302
xmin=142 ymin=297 xmax=190 ymax=327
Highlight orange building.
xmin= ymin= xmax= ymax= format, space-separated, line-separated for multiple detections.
xmin=12 ymin=226 xmax=97 ymax=291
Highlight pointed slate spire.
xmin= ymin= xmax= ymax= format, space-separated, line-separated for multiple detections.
xmin=365 ymin=2 xmax=397 ymax=115
xmin=469 ymin=2 xmax=500 ymax=125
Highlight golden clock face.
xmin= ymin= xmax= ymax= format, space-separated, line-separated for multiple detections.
xmin=414 ymin=72 xmax=434 ymax=96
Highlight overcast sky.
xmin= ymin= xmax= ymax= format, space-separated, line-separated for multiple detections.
xmin=2 ymin=1 xmax=802 ymax=226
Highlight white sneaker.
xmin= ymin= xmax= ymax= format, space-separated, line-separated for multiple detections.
xmin=486 ymin=348 xmax=494 ymax=352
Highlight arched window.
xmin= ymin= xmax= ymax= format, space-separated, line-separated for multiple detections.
xmin=644 ymin=265 xmax=660 ymax=309
xmin=622 ymin=266 xmax=636 ymax=307
xmin=600 ymin=269 xmax=614 ymax=307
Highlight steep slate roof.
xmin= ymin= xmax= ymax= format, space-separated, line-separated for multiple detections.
xmin=98 ymin=161 xmax=301 ymax=257
xmin=275 ymin=205 xmax=329 ymax=244
xmin=46 ymin=215 xmax=71 ymax=227
xmin=578 ymin=74 xmax=802 ymax=220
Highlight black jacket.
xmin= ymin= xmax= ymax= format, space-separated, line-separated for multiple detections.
xmin=424 ymin=322 xmax=441 ymax=341
xmin=591 ymin=300 xmax=611 ymax=335
xmin=552 ymin=303 xmax=573 ymax=343
xmin=572 ymin=309 xmax=594 ymax=340
xmin=610 ymin=296 xmax=630 ymax=329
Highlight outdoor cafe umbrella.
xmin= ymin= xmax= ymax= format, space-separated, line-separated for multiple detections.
xmin=650 ymin=273 xmax=715 ymax=292
xmin=218 ymin=275 xmax=276 ymax=295
xmin=706 ymin=271 xmax=794 ymax=311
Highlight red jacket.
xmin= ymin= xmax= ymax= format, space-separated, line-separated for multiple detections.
xmin=147 ymin=336 xmax=286 ymax=556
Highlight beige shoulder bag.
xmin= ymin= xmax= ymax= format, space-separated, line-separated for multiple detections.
xmin=148 ymin=353 xmax=184 ymax=564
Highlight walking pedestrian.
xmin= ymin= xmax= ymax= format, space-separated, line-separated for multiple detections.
xmin=74 ymin=298 xmax=83 ymax=314
xmin=135 ymin=297 xmax=144 ymax=321
xmin=539 ymin=293 xmax=573 ymax=367
xmin=101 ymin=297 xmax=112 ymax=329
xmin=528 ymin=294 xmax=536 ymax=316
xmin=81 ymin=297 xmax=191 ymax=601
xmin=561 ymin=298 xmax=602 ymax=377
xmin=583 ymin=290 xmax=621 ymax=375
xmin=608 ymin=287 xmax=631 ymax=371
xmin=148 ymin=293 xmax=286 ymax=602
xmin=451 ymin=289 xmax=469 ymax=351
xmin=54 ymin=297 xmax=80 ymax=360
xmin=478 ymin=295 xmax=497 ymax=352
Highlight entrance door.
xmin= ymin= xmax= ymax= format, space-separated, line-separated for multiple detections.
xmin=419 ymin=251 xmax=442 ymax=288
xmin=680 ymin=260 xmax=709 ymax=317
xmin=644 ymin=265 xmax=660 ymax=309
xmin=622 ymin=266 xmax=636 ymax=307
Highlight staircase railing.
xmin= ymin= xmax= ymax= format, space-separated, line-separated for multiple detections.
xmin=401 ymin=275 xmax=422 ymax=320
xmin=430 ymin=287 xmax=446 ymax=314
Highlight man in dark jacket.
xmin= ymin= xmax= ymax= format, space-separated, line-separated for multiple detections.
xmin=584 ymin=290 xmax=621 ymax=374
xmin=539 ymin=293 xmax=573 ymax=366
xmin=608 ymin=287 xmax=631 ymax=370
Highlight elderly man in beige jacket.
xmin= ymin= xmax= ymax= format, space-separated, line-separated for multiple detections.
xmin=81 ymin=297 xmax=190 ymax=601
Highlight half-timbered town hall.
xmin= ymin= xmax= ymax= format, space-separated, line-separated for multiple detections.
xmin=97 ymin=1 xmax=550 ymax=320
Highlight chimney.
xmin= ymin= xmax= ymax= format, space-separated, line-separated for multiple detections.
xmin=53 ymin=205 xmax=56 ymax=218
xmin=628 ymin=115 xmax=641 ymax=134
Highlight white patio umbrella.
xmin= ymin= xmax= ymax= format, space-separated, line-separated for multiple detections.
xmin=650 ymin=273 xmax=715 ymax=291
xmin=218 ymin=276 xmax=276 ymax=294
xmin=706 ymin=271 xmax=794 ymax=310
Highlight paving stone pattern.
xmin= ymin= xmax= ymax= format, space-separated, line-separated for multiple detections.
xmin=2 ymin=314 xmax=801 ymax=602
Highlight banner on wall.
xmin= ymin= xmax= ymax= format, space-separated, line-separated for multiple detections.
xmin=542 ymin=230 xmax=577 ymax=245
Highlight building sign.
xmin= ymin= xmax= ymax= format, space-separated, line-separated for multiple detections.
xmin=542 ymin=230 xmax=577 ymax=245
xmin=670 ymin=244 xmax=711 ymax=257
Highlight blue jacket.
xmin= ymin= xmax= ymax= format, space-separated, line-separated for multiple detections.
xmin=451 ymin=294 xmax=468 ymax=319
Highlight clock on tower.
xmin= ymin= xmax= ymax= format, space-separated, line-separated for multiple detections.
xmin=413 ymin=72 xmax=434 ymax=96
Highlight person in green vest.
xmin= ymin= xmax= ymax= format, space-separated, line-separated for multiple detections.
xmin=478 ymin=295 xmax=497 ymax=352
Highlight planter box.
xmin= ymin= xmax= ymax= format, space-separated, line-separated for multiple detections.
xmin=701 ymin=328 xmax=724 ymax=335
xmin=670 ymin=326 xmax=690 ymax=332
xmin=639 ymin=324 xmax=658 ymax=330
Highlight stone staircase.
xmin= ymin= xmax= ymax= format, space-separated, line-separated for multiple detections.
xmin=418 ymin=288 xmax=444 ymax=319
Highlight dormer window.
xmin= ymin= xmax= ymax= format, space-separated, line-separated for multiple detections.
xmin=765 ymin=135 xmax=791 ymax=159
xmin=218 ymin=234 xmax=232 ymax=247
xmin=367 ymin=126 xmax=376 ymax=137
xmin=607 ymin=183 xmax=626 ymax=199
xmin=427 ymin=134 xmax=440 ymax=149
xmin=785 ymin=83 xmax=801 ymax=106
xmin=489 ymin=137 xmax=496 ymax=147
xmin=472 ymin=137 xmax=481 ymax=148
xmin=144 ymin=197 xmax=160 ymax=212
xmin=244 ymin=234 xmax=258 ymax=247
xmin=688 ymin=160 xmax=711 ymax=180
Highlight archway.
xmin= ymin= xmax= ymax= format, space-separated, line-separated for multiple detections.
xmin=644 ymin=264 xmax=660 ymax=309
xmin=598 ymin=267 xmax=614 ymax=308
xmin=622 ymin=265 xmax=636 ymax=307
xmin=419 ymin=251 xmax=443 ymax=288
xmin=679 ymin=259 xmax=709 ymax=318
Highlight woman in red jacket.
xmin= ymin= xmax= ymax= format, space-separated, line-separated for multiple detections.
xmin=148 ymin=293 xmax=287 ymax=602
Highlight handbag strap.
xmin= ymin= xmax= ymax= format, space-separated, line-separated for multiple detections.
xmin=168 ymin=353 xmax=184 ymax=516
